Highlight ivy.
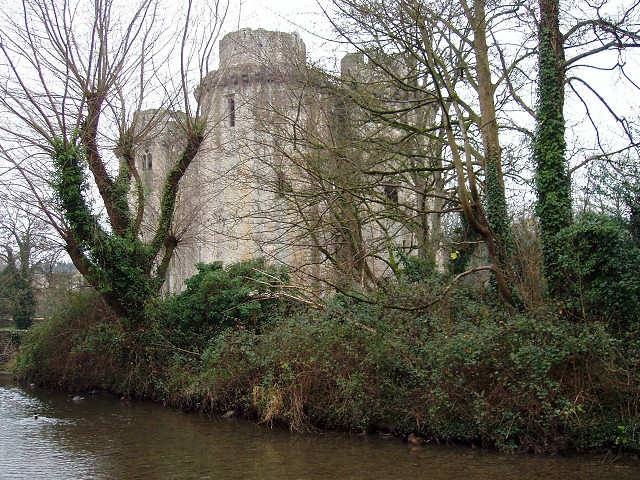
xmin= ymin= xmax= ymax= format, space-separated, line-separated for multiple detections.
xmin=533 ymin=25 xmax=572 ymax=298
xmin=485 ymin=158 xmax=513 ymax=264
xmin=50 ymin=119 xmax=207 ymax=326
xmin=485 ymin=158 xmax=525 ymax=308
xmin=151 ymin=121 xmax=205 ymax=256
xmin=51 ymin=137 xmax=158 ymax=325
xmin=556 ymin=213 xmax=640 ymax=327
xmin=52 ymin=136 xmax=101 ymax=246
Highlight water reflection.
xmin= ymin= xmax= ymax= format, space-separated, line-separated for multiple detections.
xmin=1 ymin=373 xmax=638 ymax=479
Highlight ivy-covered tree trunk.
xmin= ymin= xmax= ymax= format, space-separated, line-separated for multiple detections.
xmin=627 ymin=182 xmax=640 ymax=247
xmin=465 ymin=0 xmax=522 ymax=306
xmin=534 ymin=0 xmax=572 ymax=298
xmin=52 ymin=124 xmax=204 ymax=325
xmin=631 ymin=205 xmax=640 ymax=248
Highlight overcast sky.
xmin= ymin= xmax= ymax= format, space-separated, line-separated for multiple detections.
xmin=2 ymin=0 xmax=637 ymax=193
xmin=221 ymin=0 xmax=347 ymax=69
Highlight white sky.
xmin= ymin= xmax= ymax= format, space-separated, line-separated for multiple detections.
xmin=225 ymin=0 xmax=342 ymax=65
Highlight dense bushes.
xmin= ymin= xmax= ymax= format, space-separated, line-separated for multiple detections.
xmin=15 ymin=290 xmax=125 ymax=390
xmin=14 ymin=289 xmax=194 ymax=399
xmin=192 ymin=292 xmax=639 ymax=453
xmin=153 ymin=259 xmax=293 ymax=350
xmin=13 ymin=258 xmax=640 ymax=454
xmin=556 ymin=213 xmax=640 ymax=327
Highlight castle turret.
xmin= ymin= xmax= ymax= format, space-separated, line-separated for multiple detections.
xmin=196 ymin=28 xmax=306 ymax=116
xmin=219 ymin=28 xmax=305 ymax=68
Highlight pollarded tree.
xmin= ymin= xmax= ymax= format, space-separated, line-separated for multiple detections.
xmin=0 ymin=0 xmax=228 ymax=324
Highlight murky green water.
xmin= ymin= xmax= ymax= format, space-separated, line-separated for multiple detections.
xmin=1 ymin=373 xmax=638 ymax=479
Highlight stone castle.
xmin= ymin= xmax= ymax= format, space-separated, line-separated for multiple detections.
xmin=137 ymin=28 xmax=442 ymax=293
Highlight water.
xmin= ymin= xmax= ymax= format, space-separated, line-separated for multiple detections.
xmin=1 ymin=373 xmax=638 ymax=479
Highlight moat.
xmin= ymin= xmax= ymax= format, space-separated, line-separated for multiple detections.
xmin=0 ymin=373 xmax=638 ymax=479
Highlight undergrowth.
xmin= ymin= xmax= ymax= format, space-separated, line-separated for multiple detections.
xmin=13 ymin=258 xmax=640 ymax=454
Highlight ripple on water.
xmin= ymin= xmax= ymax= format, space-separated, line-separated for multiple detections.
xmin=0 ymin=385 xmax=97 ymax=480
xmin=1 ymin=379 xmax=639 ymax=480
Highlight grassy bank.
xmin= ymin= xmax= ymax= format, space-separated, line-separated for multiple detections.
xmin=12 ymin=260 xmax=640 ymax=454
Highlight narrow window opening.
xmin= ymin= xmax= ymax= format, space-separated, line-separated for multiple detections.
xmin=275 ymin=168 xmax=287 ymax=196
xmin=228 ymin=95 xmax=236 ymax=127
xmin=384 ymin=184 xmax=398 ymax=203
xmin=142 ymin=150 xmax=152 ymax=171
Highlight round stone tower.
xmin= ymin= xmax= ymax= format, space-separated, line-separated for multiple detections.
xmin=197 ymin=28 xmax=306 ymax=114
xmin=219 ymin=28 xmax=305 ymax=69
xmin=185 ymin=28 xmax=309 ymax=283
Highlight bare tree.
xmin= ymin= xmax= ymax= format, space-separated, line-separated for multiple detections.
xmin=0 ymin=0 xmax=228 ymax=323
xmin=318 ymin=0 xmax=640 ymax=305
xmin=311 ymin=0 xmax=534 ymax=304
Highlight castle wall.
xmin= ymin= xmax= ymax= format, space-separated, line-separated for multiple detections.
xmin=139 ymin=28 xmax=441 ymax=294
xmin=156 ymin=29 xmax=313 ymax=292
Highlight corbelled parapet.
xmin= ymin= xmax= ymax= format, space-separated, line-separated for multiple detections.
xmin=196 ymin=28 xmax=307 ymax=106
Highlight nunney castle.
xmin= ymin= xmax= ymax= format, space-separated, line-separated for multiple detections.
xmin=137 ymin=28 xmax=445 ymax=293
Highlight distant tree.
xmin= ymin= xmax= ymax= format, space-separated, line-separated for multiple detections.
xmin=580 ymin=148 xmax=640 ymax=248
xmin=1 ymin=242 xmax=36 ymax=329
xmin=0 ymin=208 xmax=59 ymax=328
xmin=8 ymin=270 xmax=36 ymax=330
xmin=0 ymin=263 xmax=14 ymax=320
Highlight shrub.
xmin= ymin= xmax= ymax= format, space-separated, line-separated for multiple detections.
xmin=153 ymin=258 xmax=294 ymax=350
xmin=13 ymin=255 xmax=640 ymax=454
xmin=197 ymin=298 xmax=422 ymax=432
xmin=14 ymin=289 xmax=125 ymax=390
xmin=193 ymin=286 xmax=639 ymax=453
xmin=556 ymin=213 xmax=640 ymax=327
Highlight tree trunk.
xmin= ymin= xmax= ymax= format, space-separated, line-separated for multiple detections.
xmin=534 ymin=0 xmax=572 ymax=298
xmin=466 ymin=0 xmax=520 ymax=304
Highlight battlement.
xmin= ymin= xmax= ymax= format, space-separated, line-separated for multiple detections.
xmin=196 ymin=29 xmax=306 ymax=102
xmin=341 ymin=51 xmax=413 ymax=83
xmin=219 ymin=28 xmax=305 ymax=69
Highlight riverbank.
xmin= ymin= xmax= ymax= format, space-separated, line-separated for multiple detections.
xmin=11 ymin=279 xmax=640 ymax=456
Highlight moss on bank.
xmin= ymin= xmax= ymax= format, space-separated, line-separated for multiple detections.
xmin=12 ymin=270 xmax=640 ymax=455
